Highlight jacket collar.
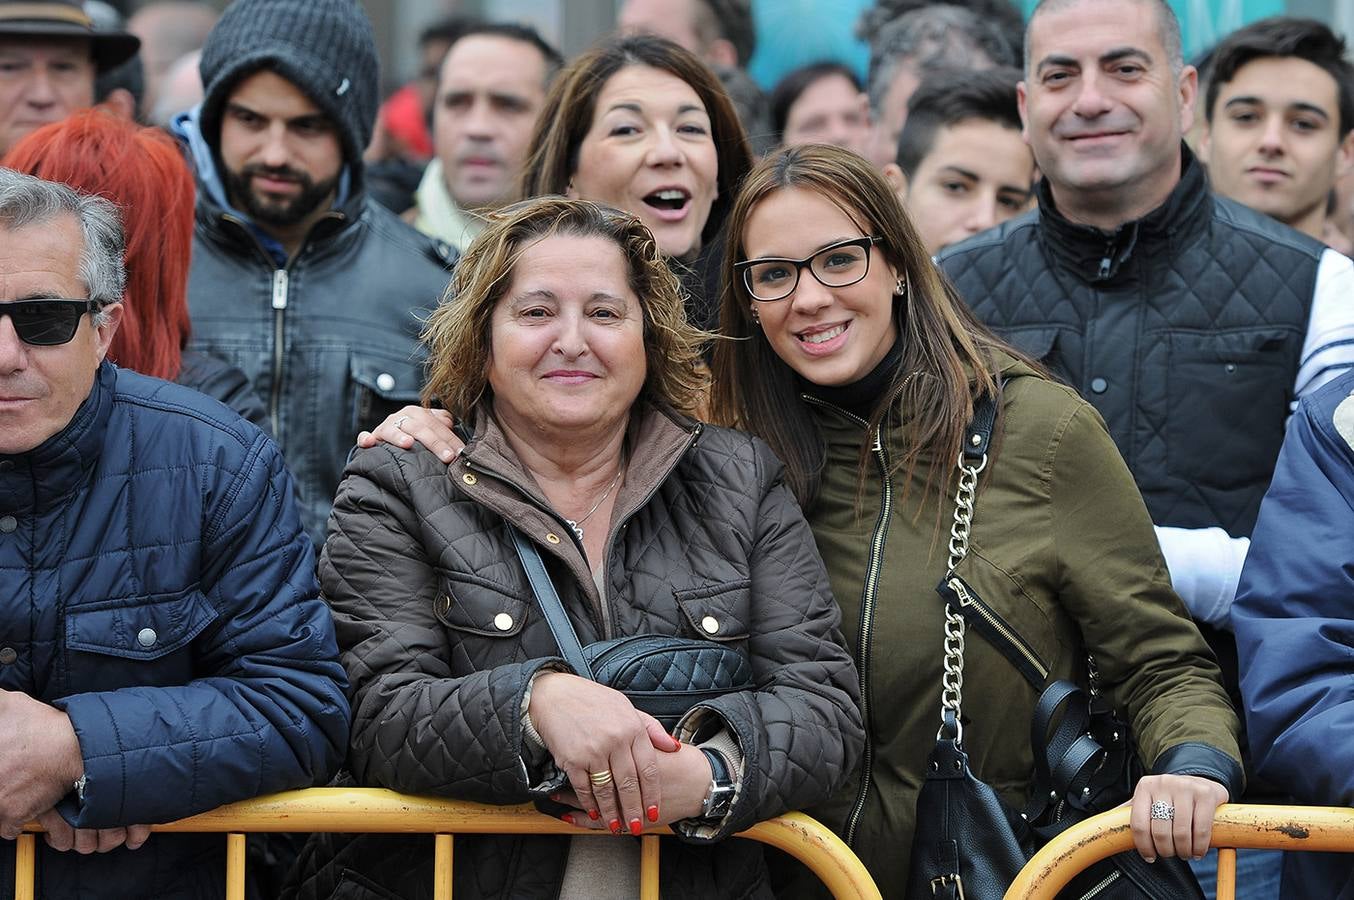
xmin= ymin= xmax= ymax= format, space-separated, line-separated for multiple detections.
xmin=1035 ymin=144 xmax=1213 ymax=284
xmin=411 ymin=158 xmax=487 ymax=254
xmin=0 ymin=361 xmax=114 ymax=514
xmin=453 ymin=401 xmax=700 ymax=608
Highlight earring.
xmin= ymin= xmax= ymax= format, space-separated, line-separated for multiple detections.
xmin=750 ymin=306 xmax=761 ymax=324
xmin=894 ymin=277 xmax=907 ymax=296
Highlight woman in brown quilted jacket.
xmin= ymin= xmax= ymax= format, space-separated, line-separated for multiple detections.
xmin=286 ymin=197 xmax=862 ymax=900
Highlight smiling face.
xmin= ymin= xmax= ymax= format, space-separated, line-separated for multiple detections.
xmin=488 ymin=233 xmax=648 ymax=439
xmin=1019 ymin=0 xmax=1195 ymax=225
xmin=1202 ymin=55 xmax=1353 ymax=239
xmin=0 ymin=215 xmax=121 ymax=455
xmin=741 ymin=186 xmax=899 ymax=387
xmin=783 ymin=72 xmax=871 ymax=155
xmin=902 ymin=118 xmax=1036 ymax=254
xmin=568 ymin=65 xmax=719 ymax=261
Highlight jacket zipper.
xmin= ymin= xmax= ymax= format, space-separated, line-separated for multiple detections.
xmin=801 ymin=396 xmax=890 ymax=847
xmin=1078 ymin=868 xmax=1120 ymax=898
xmin=217 ymin=211 xmax=345 ymax=438
xmin=269 ymin=269 xmax=289 ymax=436
xmin=944 ymin=576 xmax=1049 ymax=681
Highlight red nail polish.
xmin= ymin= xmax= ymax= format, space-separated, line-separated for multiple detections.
xmin=609 ymin=819 xmax=621 ymax=834
xmin=561 ymin=814 xmax=575 ymax=825
xmin=588 ymin=809 xmax=600 ymax=821
xmin=629 ymin=819 xmax=643 ymax=836
xmin=647 ymin=805 xmax=659 ymax=823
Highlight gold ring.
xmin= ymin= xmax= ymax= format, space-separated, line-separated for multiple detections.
xmin=588 ymin=769 xmax=613 ymax=786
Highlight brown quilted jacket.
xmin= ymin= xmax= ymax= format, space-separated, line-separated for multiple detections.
xmin=285 ymin=403 xmax=863 ymax=900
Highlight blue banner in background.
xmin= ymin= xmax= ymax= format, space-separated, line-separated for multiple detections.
xmin=1019 ymin=0 xmax=1285 ymax=57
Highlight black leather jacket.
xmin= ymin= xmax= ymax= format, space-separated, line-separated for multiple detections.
xmin=186 ymin=186 xmax=455 ymax=544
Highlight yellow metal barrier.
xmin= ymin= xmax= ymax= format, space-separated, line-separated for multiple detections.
xmin=1005 ymin=804 xmax=1354 ymax=899
xmin=16 ymin=787 xmax=881 ymax=900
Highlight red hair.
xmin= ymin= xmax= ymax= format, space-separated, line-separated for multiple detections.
xmin=3 ymin=110 xmax=195 ymax=381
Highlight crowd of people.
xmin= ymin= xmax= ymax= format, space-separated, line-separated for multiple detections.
xmin=1 ymin=0 xmax=1352 ymax=898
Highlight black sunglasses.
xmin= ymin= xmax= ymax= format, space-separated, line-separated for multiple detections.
xmin=0 ymin=299 xmax=102 ymax=346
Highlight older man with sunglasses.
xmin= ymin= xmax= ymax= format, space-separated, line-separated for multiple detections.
xmin=0 ymin=168 xmax=349 ymax=899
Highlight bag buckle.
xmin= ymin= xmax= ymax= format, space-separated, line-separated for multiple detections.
xmin=931 ymin=874 xmax=966 ymax=899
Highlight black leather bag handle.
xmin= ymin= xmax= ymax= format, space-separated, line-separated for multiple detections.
xmin=509 ymin=525 xmax=595 ymax=680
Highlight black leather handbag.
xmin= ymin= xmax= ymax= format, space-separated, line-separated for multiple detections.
xmin=510 ymin=526 xmax=753 ymax=729
xmin=905 ymin=394 xmax=1205 ymax=900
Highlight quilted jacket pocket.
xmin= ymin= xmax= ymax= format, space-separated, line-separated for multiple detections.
xmin=434 ymin=572 xmax=529 ymax=638
xmin=66 ymin=588 xmax=218 ymax=660
xmin=674 ymin=579 xmax=752 ymax=643
xmin=1165 ymin=328 xmax=1292 ymax=489
xmin=64 ymin=588 xmax=219 ymax=692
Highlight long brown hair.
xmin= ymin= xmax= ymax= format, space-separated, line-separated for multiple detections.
xmin=421 ymin=196 xmax=710 ymax=419
xmin=711 ymin=144 xmax=1022 ymax=510
xmin=517 ymin=34 xmax=753 ymax=252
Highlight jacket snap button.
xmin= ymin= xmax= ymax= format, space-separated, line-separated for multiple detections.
xmin=0 ymin=515 xmax=15 ymax=533
xmin=462 ymin=473 xmax=477 ymax=485
xmin=494 ymin=613 xmax=514 ymax=631
xmin=137 ymin=628 xmax=157 ymax=648
xmin=545 ymin=532 xmax=561 ymax=544
xmin=0 ymin=647 xmax=16 ymax=665
xmin=1224 ymin=363 xmax=1237 ymax=373
xmin=701 ymin=616 xmax=719 ymax=635
xmin=376 ymin=372 xmax=396 ymax=391
xmin=1090 ymin=377 xmax=1108 ymax=394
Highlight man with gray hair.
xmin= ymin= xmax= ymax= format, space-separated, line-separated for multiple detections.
xmin=938 ymin=1 xmax=1354 ymax=891
xmin=862 ymin=4 xmax=1017 ymax=167
xmin=0 ymin=168 xmax=348 ymax=898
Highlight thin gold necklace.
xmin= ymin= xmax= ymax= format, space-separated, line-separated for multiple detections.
xmin=566 ymin=466 xmax=624 ymax=542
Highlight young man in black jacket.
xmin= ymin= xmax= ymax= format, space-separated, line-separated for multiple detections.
xmin=176 ymin=0 xmax=455 ymax=545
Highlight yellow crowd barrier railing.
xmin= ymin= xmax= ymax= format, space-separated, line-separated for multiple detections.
xmin=1006 ymin=804 xmax=1354 ymax=899
xmin=15 ymin=787 xmax=881 ymax=900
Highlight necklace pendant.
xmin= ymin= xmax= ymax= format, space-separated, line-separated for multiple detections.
xmin=566 ymin=520 xmax=584 ymax=542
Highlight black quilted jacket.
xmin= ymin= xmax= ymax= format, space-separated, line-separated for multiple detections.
xmin=285 ymin=404 xmax=863 ymax=900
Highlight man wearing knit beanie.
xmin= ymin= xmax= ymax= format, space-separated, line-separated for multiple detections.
xmin=175 ymin=0 xmax=456 ymax=547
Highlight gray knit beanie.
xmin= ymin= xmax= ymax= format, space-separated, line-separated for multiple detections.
xmin=198 ymin=0 xmax=378 ymax=168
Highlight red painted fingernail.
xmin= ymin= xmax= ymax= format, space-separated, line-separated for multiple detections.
xmin=629 ymin=818 xmax=643 ymax=836
xmin=588 ymin=809 xmax=600 ymax=821
xmin=609 ymin=819 xmax=621 ymax=834
xmin=561 ymin=814 xmax=575 ymax=825
xmin=647 ymin=805 xmax=659 ymax=823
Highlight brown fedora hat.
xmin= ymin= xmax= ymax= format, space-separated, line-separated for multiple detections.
xmin=0 ymin=0 xmax=140 ymax=72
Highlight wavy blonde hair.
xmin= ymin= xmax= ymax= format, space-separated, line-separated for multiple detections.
xmin=422 ymin=196 xmax=711 ymax=419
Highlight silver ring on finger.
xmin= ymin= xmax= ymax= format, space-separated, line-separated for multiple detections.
xmin=394 ymin=415 xmax=410 ymax=431
xmin=1149 ymin=800 xmax=1176 ymax=821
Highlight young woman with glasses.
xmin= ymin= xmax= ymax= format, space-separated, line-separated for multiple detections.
xmin=709 ymin=143 xmax=1244 ymax=893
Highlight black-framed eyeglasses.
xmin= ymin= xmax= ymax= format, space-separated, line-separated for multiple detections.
xmin=0 ymin=299 xmax=102 ymax=346
xmin=735 ymin=236 xmax=883 ymax=302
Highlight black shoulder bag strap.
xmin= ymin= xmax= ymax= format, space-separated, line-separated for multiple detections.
xmin=509 ymin=526 xmax=595 ymax=680
xmin=938 ymin=382 xmax=1106 ymax=821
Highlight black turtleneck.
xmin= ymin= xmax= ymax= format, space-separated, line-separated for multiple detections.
xmin=798 ymin=337 xmax=903 ymax=420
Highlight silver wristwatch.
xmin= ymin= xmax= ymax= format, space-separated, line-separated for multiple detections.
xmin=699 ymin=748 xmax=735 ymax=821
